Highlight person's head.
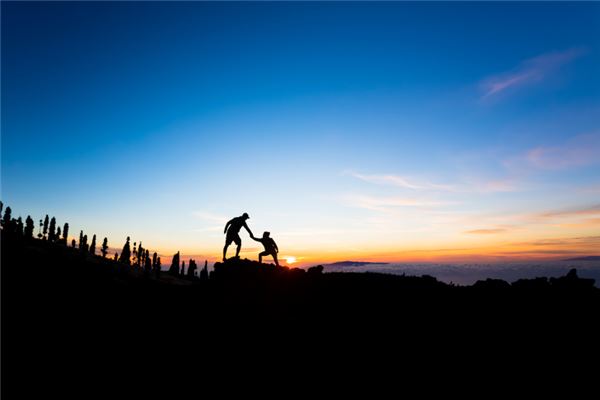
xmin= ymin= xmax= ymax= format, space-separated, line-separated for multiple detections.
xmin=263 ymin=231 xmax=270 ymax=238
xmin=242 ymin=212 xmax=250 ymax=220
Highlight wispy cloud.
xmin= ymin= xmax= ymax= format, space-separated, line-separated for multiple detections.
xmin=526 ymin=133 xmax=600 ymax=170
xmin=480 ymin=47 xmax=587 ymax=99
xmin=192 ymin=211 xmax=228 ymax=225
xmin=346 ymin=171 xmax=455 ymax=191
xmin=342 ymin=194 xmax=451 ymax=212
xmin=464 ymin=228 xmax=507 ymax=235
xmin=349 ymin=170 xmax=519 ymax=194
xmin=538 ymin=203 xmax=600 ymax=219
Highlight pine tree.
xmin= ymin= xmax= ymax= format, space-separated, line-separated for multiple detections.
xmin=114 ymin=252 xmax=119 ymax=261
xmin=79 ymin=231 xmax=84 ymax=249
xmin=71 ymin=239 xmax=76 ymax=248
xmin=119 ymin=237 xmax=131 ymax=264
xmin=137 ymin=242 xmax=144 ymax=267
xmin=101 ymin=238 xmax=108 ymax=258
xmin=169 ymin=252 xmax=180 ymax=275
xmin=156 ymin=257 xmax=162 ymax=278
xmin=16 ymin=217 xmax=24 ymax=236
xmin=200 ymin=260 xmax=209 ymax=281
xmin=152 ymin=252 xmax=158 ymax=269
xmin=132 ymin=242 xmax=138 ymax=266
xmin=56 ymin=226 xmax=61 ymax=240
xmin=38 ymin=219 xmax=43 ymax=239
xmin=2 ymin=206 xmax=12 ymax=228
xmin=144 ymin=250 xmax=152 ymax=273
xmin=62 ymin=223 xmax=69 ymax=244
xmin=48 ymin=217 xmax=57 ymax=242
xmin=81 ymin=235 xmax=88 ymax=253
xmin=43 ymin=215 xmax=49 ymax=239
xmin=181 ymin=261 xmax=186 ymax=276
xmin=24 ymin=216 xmax=35 ymax=239
xmin=89 ymin=234 xmax=97 ymax=255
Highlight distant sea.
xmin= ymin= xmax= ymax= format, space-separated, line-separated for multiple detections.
xmin=321 ymin=261 xmax=600 ymax=287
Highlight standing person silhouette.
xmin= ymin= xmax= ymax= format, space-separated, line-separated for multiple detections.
xmin=251 ymin=231 xmax=280 ymax=267
xmin=223 ymin=213 xmax=254 ymax=261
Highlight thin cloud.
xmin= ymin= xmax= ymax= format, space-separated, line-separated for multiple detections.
xmin=342 ymin=194 xmax=451 ymax=212
xmin=465 ymin=228 xmax=507 ymax=235
xmin=346 ymin=171 xmax=456 ymax=191
xmin=538 ymin=203 xmax=600 ymax=219
xmin=192 ymin=211 xmax=228 ymax=224
xmin=480 ymin=47 xmax=587 ymax=99
xmin=526 ymin=133 xmax=600 ymax=170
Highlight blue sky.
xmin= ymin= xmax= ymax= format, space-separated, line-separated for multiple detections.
xmin=2 ymin=2 xmax=600 ymax=264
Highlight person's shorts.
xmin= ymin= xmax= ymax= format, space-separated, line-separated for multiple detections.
xmin=225 ymin=232 xmax=241 ymax=246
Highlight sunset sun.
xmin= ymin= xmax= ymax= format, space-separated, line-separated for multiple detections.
xmin=285 ymin=256 xmax=297 ymax=265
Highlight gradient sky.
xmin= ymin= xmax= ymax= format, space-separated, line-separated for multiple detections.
xmin=2 ymin=2 xmax=600 ymax=266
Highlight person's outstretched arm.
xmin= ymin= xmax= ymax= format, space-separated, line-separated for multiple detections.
xmin=243 ymin=222 xmax=254 ymax=238
xmin=224 ymin=219 xmax=232 ymax=234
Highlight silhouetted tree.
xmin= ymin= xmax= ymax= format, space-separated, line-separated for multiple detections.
xmin=43 ymin=215 xmax=49 ymax=240
xmin=137 ymin=242 xmax=144 ymax=268
xmin=89 ymin=234 xmax=97 ymax=255
xmin=24 ymin=216 xmax=35 ymax=239
xmin=101 ymin=238 xmax=108 ymax=258
xmin=152 ymin=252 xmax=158 ymax=269
xmin=2 ymin=206 xmax=12 ymax=229
xmin=48 ymin=217 xmax=56 ymax=242
xmin=81 ymin=235 xmax=89 ymax=253
xmin=187 ymin=259 xmax=197 ymax=278
xmin=169 ymin=252 xmax=180 ymax=276
xmin=38 ymin=219 xmax=43 ymax=239
xmin=132 ymin=242 xmax=138 ymax=266
xmin=62 ymin=223 xmax=69 ymax=244
xmin=119 ymin=237 xmax=131 ymax=265
xmin=79 ymin=231 xmax=84 ymax=249
xmin=56 ymin=226 xmax=61 ymax=241
xmin=71 ymin=239 xmax=76 ymax=248
xmin=0 ymin=201 xmax=3 ymax=216
xmin=156 ymin=257 xmax=162 ymax=278
xmin=15 ymin=217 xmax=24 ymax=237
xmin=200 ymin=260 xmax=209 ymax=281
xmin=181 ymin=261 xmax=186 ymax=276
xmin=114 ymin=252 xmax=119 ymax=261
xmin=144 ymin=250 xmax=152 ymax=273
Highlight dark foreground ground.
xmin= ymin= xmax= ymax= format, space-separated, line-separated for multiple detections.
xmin=3 ymin=234 xmax=600 ymax=393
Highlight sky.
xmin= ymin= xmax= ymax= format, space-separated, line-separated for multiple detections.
xmin=2 ymin=2 xmax=600 ymax=266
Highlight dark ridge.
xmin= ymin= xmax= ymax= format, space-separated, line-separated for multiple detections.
xmin=3 ymin=203 xmax=600 ymax=391
xmin=323 ymin=260 xmax=390 ymax=267
xmin=563 ymin=256 xmax=600 ymax=261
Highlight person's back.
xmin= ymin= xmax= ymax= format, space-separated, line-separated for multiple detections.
xmin=258 ymin=237 xmax=276 ymax=253
xmin=252 ymin=231 xmax=279 ymax=267
xmin=227 ymin=216 xmax=247 ymax=234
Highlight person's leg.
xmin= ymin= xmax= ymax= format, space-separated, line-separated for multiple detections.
xmin=272 ymin=252 xmax=280 ymax=267
xmin=259 ymin=251 xmax=268 ymax=264
xmin=234 ymin=235 xmax=241 ymax=258
xmin=223 ymin=235 xmax=233 ymax=261
xmin=223 ymin=244 xmax=228 ymax=261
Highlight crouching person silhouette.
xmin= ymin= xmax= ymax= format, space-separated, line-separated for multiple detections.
xmin=223 ymin=213 xmax=254 ymax=261
xmin=252 ymin=231 xmax=280 ymax=267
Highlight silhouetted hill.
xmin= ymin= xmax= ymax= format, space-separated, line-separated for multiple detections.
xmin=3 ymin=220 xmax=600 ymax=392
xmin=563 ymin=256 xmax=600 ymax=261
xmin=323 ymin=260 xmax=390 ymax=267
